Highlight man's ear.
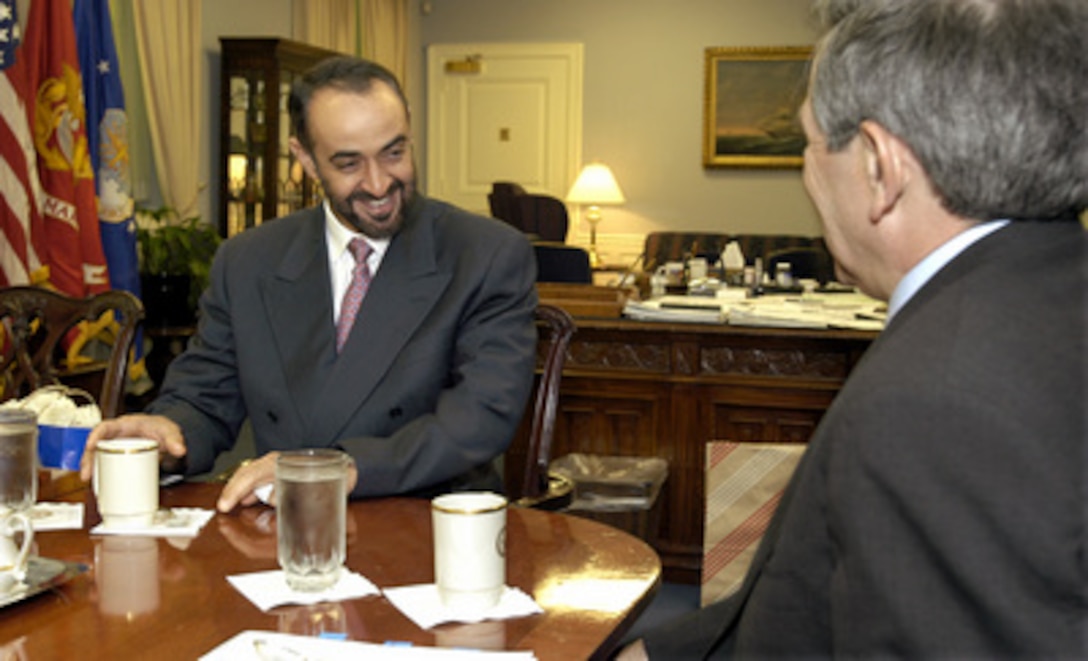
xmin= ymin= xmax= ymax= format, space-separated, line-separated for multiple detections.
xmin=288 ymin=137 xmax=318 ymax=181
xmin=858 ymin=120 xmax=908 ymax=223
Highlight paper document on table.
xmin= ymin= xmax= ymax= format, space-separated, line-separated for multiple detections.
xmin=89 ymin=508 xmax=215 ymax=538
xmin=201 ymin=630 xmax=538 ymax=660
xmin=228 ymin=569 xmax=380 ymax=611
xmin=382 ymin=584 xmax=543 ymax=629
xmin=29 ymin=502 xmax=84 ymax=530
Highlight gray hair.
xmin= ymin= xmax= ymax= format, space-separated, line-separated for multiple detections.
xmin=811 ymin=0 xmax=876 ymax=29
xmin=809 ymin=0 xmax=1088 ymax=220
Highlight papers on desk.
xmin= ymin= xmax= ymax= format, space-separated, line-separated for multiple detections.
xmin=201 ymin=630 xmax=538 ymax=660
xmin=727 ymin=293 xmax=886 ymax=331
xmin=624 ymin=291 xmax=886 ymax=331
xmin=623 ymin=297 xmax=726 ymax=324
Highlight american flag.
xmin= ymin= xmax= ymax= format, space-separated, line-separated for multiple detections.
xmin=16 ymin=0 xmax=109 ymax=296
xmin=0 ymin=0 xmax=46 ymax=286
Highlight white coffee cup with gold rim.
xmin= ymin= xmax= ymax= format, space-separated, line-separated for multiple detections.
xmin=94 ymin=438 xmax=159 ymax=529
xmin=431 ymin=491 xmax=507 ymax=614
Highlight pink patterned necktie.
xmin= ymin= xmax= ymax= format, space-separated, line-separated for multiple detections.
xmin=336 ymin=238 xmax=372 ymax=352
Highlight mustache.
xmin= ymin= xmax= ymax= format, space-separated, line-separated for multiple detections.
xmin=348 ymin=179 xmax=405 ymax=204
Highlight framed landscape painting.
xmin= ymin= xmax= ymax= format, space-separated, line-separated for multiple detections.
xmin=703 ymin=46 xmax=813 ymax=169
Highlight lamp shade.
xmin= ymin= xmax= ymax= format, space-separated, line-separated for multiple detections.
xmin=566 ymin=163 xmax=626 ymax=205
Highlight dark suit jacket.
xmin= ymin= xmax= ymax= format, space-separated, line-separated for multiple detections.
xmin=149 ymin=195 xmax=539 ymax=497
xmin=643 ymin=220 xmax=1086 ymax=659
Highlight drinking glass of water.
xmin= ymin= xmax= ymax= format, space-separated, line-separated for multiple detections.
xmin=275 ymin=449 xmax=350 ymax=592
xmin=0 ymin=408 xmax=38 ymax=589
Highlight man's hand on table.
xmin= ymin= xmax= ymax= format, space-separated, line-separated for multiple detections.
xmin=82 ymin=414 xmax=358 ymax=513
xmin=217 ymin=451 xmax=359 ymax=513
xmin=614 ymin=639 xmax=650 ymax=661
xmin=80 ymin=413 xmax=187 ymax=481
xmin=217 ymin=453 xmax=280 ymax=512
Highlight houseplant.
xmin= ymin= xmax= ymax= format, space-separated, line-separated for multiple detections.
xmin=136 ymin=206 xmax=222 ymax=328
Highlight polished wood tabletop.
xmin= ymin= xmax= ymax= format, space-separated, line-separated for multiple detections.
xmin=1 ymin=476 xmax=661 ymax=660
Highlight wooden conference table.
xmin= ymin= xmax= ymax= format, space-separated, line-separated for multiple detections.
xmin=0 ymin=477 xmax=661 ymax=660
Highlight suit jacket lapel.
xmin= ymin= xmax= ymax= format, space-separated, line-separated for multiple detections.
xmin=312 ymin=198 xmax=451 ymax=443
xmin=259 ymin=209 xmax=338 ymax=428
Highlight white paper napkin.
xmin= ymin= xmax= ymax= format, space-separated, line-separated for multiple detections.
xmin=89 ymin=507 xmax=215 ymax=537
xmin=29 ymin=502 xmax=84 ymax=531
xmin=253 ymin=483 xmax=273 ymax=505
xmin=382 ymin=584 xmax=543 ymax=630
xmin=201 ymin=630 xmax=538 ymax=660
xmin=228 ymin=569 xmax=381 ymax=611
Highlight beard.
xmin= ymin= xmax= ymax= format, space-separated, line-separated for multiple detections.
xmin=324 ymin=173 xmax=416 ymax=240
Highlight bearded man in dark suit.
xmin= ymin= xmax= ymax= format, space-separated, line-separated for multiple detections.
xmin=84 ymin=56 xmax=539 ymax=512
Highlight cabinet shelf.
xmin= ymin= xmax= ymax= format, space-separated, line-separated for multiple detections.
xmin=218 ymin=38 xmax=341 ymax=237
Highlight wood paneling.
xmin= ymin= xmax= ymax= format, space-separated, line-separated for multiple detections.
xmin=506 ymin=318 xmax=876 ymax=583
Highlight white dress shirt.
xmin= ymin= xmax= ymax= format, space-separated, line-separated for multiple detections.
xmin=323 ymin=201 xmax=390 ymax=324
xmin=886 ymin=219 xmax=1009 ymax=321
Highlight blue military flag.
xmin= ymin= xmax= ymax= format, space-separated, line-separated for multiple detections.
xmin=74 ymin=0 xmax=146 ymax=382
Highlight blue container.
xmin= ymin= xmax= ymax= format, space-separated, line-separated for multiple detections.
xmin=38 ymin=425 xmax=91 ymax=470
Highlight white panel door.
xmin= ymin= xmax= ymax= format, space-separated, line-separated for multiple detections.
xmin=426 ymin=43 xmax=583 ymax=216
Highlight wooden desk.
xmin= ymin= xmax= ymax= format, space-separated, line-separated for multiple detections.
xmin=3 ymin=482 xmax=660 ymax=660
xmin=505 ymin=317 xmax=877 ymax=583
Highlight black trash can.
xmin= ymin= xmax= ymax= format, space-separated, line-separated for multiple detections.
xmin=550 ymin=453 xmax=668 ymax=543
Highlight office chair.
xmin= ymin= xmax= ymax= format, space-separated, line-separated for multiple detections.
xmin=0 ymin=286 xmax=145 ymax=419
xmin=642 ymin=231 xmax=730 ymax=273
xmin=487 ymin=181 xmax=527 ymax=228
xmin=517 ymin=194 xmax=569 ymax=242
xmin=533 ymin=242 xmax=592 ymax=283
xmin=514 ymin=303 xmax=577 ymax=510
xmin=765 ymin=246 xmax=835 ymax=285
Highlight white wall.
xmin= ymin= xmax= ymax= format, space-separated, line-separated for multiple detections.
xmin=417 ymin=0 xmax=825 ymax=263
xmin=193 ymin=0 xmax=825 ymax=260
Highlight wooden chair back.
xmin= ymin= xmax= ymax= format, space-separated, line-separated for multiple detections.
xmin=515 ymin=303 xmax=577 ymax=509
xmin=0 ymin=287 xmax=144 ymax=419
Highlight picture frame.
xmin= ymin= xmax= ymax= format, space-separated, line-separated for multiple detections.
xmin=703 ymin=46 xmax=813 ymax=169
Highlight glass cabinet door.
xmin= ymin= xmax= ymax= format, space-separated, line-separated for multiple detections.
xmin=225 ymin=72 xmax=263 ymax=236
xmin=219 ymin=38 xmax=340 ymax=237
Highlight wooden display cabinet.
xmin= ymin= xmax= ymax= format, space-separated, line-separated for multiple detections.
xmin=218 ymin=38 xmax=340 ymax=237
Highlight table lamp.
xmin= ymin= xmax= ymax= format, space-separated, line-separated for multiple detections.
xmin=566 ymin=163 xmax=626 ymax=268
